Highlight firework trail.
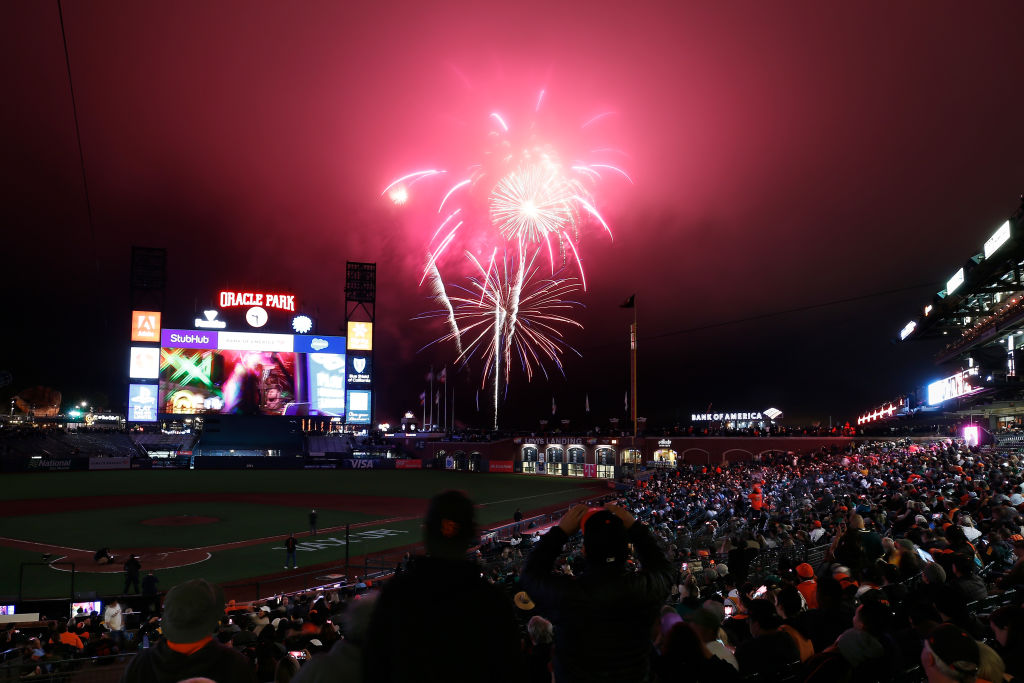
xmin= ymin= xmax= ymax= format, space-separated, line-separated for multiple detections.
xmin=386 ymin=92 xmax=628 ymax=423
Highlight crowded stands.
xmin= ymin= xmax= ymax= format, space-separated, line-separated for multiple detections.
xmin=5 ymin=437 xmax=1024 ymax=682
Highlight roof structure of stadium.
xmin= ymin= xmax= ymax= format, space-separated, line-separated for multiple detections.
xmin=895 ymin=195 xmax=1024 ymax=417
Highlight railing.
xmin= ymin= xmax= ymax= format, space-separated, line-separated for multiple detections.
xmin=0 ymin=652 xmax=134 ymax=683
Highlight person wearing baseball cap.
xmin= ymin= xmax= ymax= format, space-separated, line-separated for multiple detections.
xmin=795 ymin=563 xmax=818 ymax=608
xmin=121 ymin=578 xmax=255 ymax=683
xmin=520 ymin=502 xmax=674 ymax=683
xmin=363 ymin=490 xmax=522 ymax=683
xmin=921 ymin=623 xmax=980 ymax=682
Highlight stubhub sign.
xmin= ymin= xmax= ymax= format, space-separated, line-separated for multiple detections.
xmin=161 ymin=330 xmax=218 ymax=349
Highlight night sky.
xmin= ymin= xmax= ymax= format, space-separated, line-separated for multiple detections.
xmin=3 ymin=1 xmax=1023 ymax=429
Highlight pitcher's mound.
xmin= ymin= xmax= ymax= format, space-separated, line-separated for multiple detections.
xmin=142 ymin=515 xmax=220 ymax=526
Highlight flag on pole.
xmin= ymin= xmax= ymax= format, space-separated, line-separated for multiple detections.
xmin=419 ymin=392 xmax=426 ymax=406
xmin=585 ymin=393 xmax=590 ymax=413
xmin=439 ymin=367 xmax=447 ymax=383
xmin=620 ymin=294 xmax=635 ymax=309
xmin=435 ymin=390 xmax=440 ymax=405
xmin=426 ymin=369 xmax=434 ymax=382
xmin=475 ymin=390 xmax=479 ymax=412
xmin=551 ymin=396 xmax=556 ymax=415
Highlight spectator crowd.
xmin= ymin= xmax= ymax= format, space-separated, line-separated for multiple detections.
xmin=5 ymin=438 xmax=1024 ymax=682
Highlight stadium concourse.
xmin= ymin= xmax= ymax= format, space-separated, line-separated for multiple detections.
xmin=2 ymin=439 xmax=1024 ymax=682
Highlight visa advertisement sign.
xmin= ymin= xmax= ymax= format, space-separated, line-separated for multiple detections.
xmin=128 ymin=384 xmax=158 ymax=422
xmin=306 ymin=353 xmax=347 ymax=416
xmin=347 ymin=390 xmax=371 ymax=424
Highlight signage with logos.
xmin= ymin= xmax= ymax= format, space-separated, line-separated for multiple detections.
xmin=218 ymin=331 xmax=292 ymax=352
xmin=946 ymin=268 xmax=965 ymax=296
xmin=488 ymin=461 xmax=514 ymax=473
xmin=690 ymin=411 xmax=765 ymax=422
xmin=194 ymin=310 xmax=227 ymax=329
xmin=128 ymin=383 xmax=158 ymax=422
xmin=346 ymin=390 xmax=372 ymax=424
xmin=162 ymin=329 xmax=218 ymax=349
xmin=131 ymin=311 xmax=161 ymax=342
xmin=658 ymin=439 xmax=673 ymax=448
xmin=347 ymin=355 xmax=372 ymax=384
xmin=927 ymin=368 xmax=982 ymax=406
xmin=347 ymin=322 xmax=373 ymax=351
xmin=129 ymin=346 xmax=160 ymax=379
xmin=395 ymin=459 xmax=423 ymax=469
xmin=306 ymin=353 xmax=347 ymax=416
xmin=857 ymin=398 xmax=905 ymax=425
xmin=294 ymin=335 xmax=346 ymax=354
xmin=984 ymin=220 xmax=1012 ymax=259
xmin=219 ymin=291 xmax=296 ymax=312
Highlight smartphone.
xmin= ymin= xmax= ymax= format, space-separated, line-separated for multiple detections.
xmin=289 ymin=651 xmax=307 ymax=661
xmin=723 ymin=604 xmax=736 ymax=617
xmin=681 ymin=562 xmax=689 ymax=572
xmin=753 ymin=585 xmax=768 ymax=599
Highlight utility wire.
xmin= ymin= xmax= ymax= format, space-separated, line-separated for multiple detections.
xmin=57 ymin=0 xmax=99 ymax=271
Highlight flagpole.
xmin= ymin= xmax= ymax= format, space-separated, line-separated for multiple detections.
xmin=429 ymin=365 xmax=434 ymax=431
xmin=632 ymin=299 xmax=638 ymax=440
xmin=422 ymin=391 xmax=426 ymax=431
xmin=444 ymin=379 xmax=448 ymax=433
xmin=451 ymin=387 xmax=455 ymax=432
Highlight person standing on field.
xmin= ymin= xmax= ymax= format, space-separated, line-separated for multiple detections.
xmin=285 ymin=533 xmax=298 ymax=570
xmin=309 ymin=509 xmax=319 ymax=536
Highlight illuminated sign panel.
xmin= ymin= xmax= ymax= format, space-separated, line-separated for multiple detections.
xmin=927 ymin=368 xmax=981 ymax=406
xmin=347 ymin=390 xmax=371 ymax=424
xmin=161 ymin=329 xmax=218 ymax=350
xmin=347 ymin=322 xmax=373 ymax=351
xmin=857 ymin=398 xmax=905 ymax=425
xmin=128 ymin=384 xmax=158 ymax=422
xmin=984 ymin=220 xmax=1011 ymax=259
xmin=946 ymin=268 xmax=965 ymax=296
xmin=691 ymin=411 xmax=764 ymax=422
xmin=129 ymin=346 xmax=160 ymax=379
xmin=294 ymin=335 xmax=346 ymax=354
xmin=347 ymin=354 xmax=372 ymax=384
xmin=218 ymin=331 xmax=293 ymax=353
xmin=194 ymin=310 xmax=226 ymax=329
xmin=131 ymin=311 xmax=161 ymax=342
xmin=306 ymin=353 xmax=347 ymax=416
xmin=218 ymin=291 xmax=296 ymax=312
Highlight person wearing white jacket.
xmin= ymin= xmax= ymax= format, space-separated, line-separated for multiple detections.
xmin=103 ymin=598 xmax=124 ymax=646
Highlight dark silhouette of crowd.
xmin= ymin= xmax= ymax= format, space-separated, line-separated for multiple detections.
xmin=7 ymin=438 xmax=1024 ymax=682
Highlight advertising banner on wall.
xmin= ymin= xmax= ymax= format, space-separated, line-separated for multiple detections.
xmin=346 ymin=390 xmax=371 ymax=424
xmin=395 ymin=459 xmax=423 ymax=469
xmin=89 ymin=457 xmax=132 ymax=471
xmin=488 ymin=461 xmax=514 ymax=473
xmin=306 ymin=353 xmax=347 ymax=416
xmin=347 ymin=355 xmax=372 ymax=385
xmin=129 ymin=347 xmax=160 ymax=379
xmin=128 ymin=384 xmax=159 ymax=422
xmin=583 ymin=464 xmax=597 ymax=478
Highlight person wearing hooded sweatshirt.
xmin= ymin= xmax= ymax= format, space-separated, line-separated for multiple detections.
xmin=121 ymin=578 xmax=255 ymax=683
xmin=363 ymin=490 xmax=523 ymax=683
xmin=521 ymin=502 xmax=674 ymax=683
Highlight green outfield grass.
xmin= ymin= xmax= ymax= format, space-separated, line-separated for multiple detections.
xmin=0 ymin=470 xmax=604 ymax=599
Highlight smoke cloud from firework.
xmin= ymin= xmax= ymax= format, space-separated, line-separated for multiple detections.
xmin=386 ymin=89 xmax=629 ymax=420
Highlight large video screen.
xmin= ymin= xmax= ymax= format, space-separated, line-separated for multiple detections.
xmin=158 ymin=331 xmax=348 ymax=417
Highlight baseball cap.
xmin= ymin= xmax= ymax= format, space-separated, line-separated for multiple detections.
xmin=161 ymin=579 xmax=224 ymax=643
xmin=513 ymin=591 xmax=535 ymax=611
xmin=684 ymin=607 xmax=722 ymax=632
xmin=796 ymin=563 xmax=814 ymax=579
xmin=581 ymin=509 xmax=628 ymax=567
xmin=927 ymin=624 xmax=979 ymax=676
xmin=424 ymin=490 xmax=477 ymax=548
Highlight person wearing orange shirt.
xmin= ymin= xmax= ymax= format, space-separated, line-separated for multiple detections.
xmin=795 ymin=563 xmax=818 ymax=609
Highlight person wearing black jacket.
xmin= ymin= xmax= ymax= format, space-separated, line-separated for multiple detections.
xmin=363 ymin=490 xmax=523 ymax=683
xmin=521 ymin=502 xmax=674 ymax=683
xmin=121 ymin=578 xmax=255 ymax=683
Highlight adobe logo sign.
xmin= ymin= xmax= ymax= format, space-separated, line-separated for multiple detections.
xmin=131 ymin=311 xmax=161 ymax=342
